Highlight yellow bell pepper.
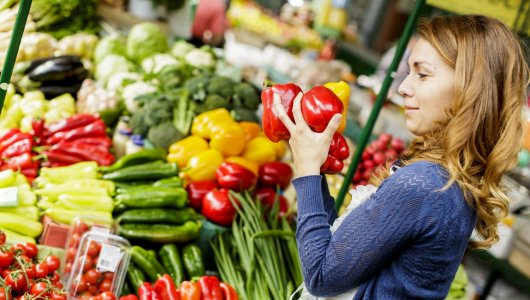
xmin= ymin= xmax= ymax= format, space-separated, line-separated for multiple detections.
xmin=225 ymin=156 xmax=259 ymax=176
xmin=324 ymin=81 xmax=350 ymax=133
xmin=239 ymin=121 xmax=261 ymax=143
xmin=210 ymin=122 xmax=246 ymax=157
xmin=191 ymin=108 xmax=233 ymax=139
xmin=182 ymin=149 xmax=224 ymax=181
xmin=168 ymin=135 xmax=210 ymax=168
xmin=243 ymin=136 xmax=277 ymax=165
xmin=272 ymin=140 xmax=287 ymax=159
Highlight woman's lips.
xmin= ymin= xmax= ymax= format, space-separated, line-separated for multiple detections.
xmin=404 ymin=106 xmax=418 ymax=115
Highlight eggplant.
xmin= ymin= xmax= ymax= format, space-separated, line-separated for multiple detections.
xmin=38 ymin=83 xmax=82 ymax=99
xmin=25 ymin=55 xmax=82 ymax=75
xmin=29 ymin=62 xmax=87 ymax=83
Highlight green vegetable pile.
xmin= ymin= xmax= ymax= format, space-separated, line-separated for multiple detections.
xmin=30 ymin=0 xmax=99 ymax=39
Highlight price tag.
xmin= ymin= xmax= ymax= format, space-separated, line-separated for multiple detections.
xmin=96 ymin=244 xmax=123 ymax=273
xmin=0 ymin=187 xmax=18 ymax=207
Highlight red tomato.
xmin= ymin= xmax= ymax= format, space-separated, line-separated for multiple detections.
xmin=102 ymin=272 xmax=114 ymax=281
xmin=69 ymin=233 xmax=81 ymax=248
xmin=5 ymin=271 xmax=28 ymax=292
xmin=82 ymin=256 xmax=94 ymax=272
xmin=86 ymin=241 xmax=101 ymax=258
xmin=50 ymin=292 xmax=67 ymax=300
xmin=54 ymin=280 xmax=64 ymax=289
xmin=0 ymin=231 xmax=5 ymax=245
xmin=2 ymin=269 xmax=9 ymax=279
xmin=85 ymin=269 xmax=102 ymax=285
xmin=363 ymin=159 xmax=375 ymax=170
xmin=119 ymin=295 xmax=139 ymax=300
xmin=378 ymin=133 xmax=392 ymax=144
xmin=25 ymin=265 xmax=36 ymax=279
xmin=87 ymin=284 xmax=98 ymax=295
xmin=372 ymin=152 xmax=386 ymax=165
xmin=0 ymin=250 xmax=14 ymax=268
xmin=64 ymin=263 xmax=72 ymax=274
xmin=45 ymin=256 xmax=61 ymax=273
xmin=22 ymin=243 xmax=38 ymax=258
xmin=98 ymin=279 xmax=113 ymax=292
xmin=30 ymin=281 xmax=49 ymax=297
xmin=74 ymin=222 xmax=89 ymax=235
xmin=66 ymin=247 xmax=77 ymax=263
xmin=100 ymin=292 xmax=116 ymax=300
xmin=49 ymin=272 xmax=61 ymax=283
xmin=72 ymin=275 xmax=88 ymax=293
xmin=35 ymin=262 xmax=49 ymax=278
xmin=0 ymin=287 xmax=7 ymax=300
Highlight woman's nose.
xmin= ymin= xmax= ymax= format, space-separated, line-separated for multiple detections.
xmin=398 ymin=76 xmax=413 ymax=98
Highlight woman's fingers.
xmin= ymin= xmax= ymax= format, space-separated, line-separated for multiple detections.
xmin=272 ymin=93 xmax=295 ymax=133
xmin=323 ymin=114 xmax=342 ymax=142
xmin=291 ymin=92 xmax=309 ymax=130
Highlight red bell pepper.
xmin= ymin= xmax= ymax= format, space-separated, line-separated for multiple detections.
xmin=154 ymin=274 xmax=180 ymax=300
xmin=31 ymin=119 xmax=45 ymax=142
xmin=254 ymin=187 xmax=288 ymax=216
xmin=215 ymin=162 xmax=256 ymax=192
xmin=45 ymin=119 xmax=107 ymax=145
xmin=321 ymin=133 xmax=349 ymax=174
xmin=139 ymin=282 xmax=161 ymax=300
xmin=43 ymin=114 xmax=99 ymax=138
xmin=219 ymin=282 xmax=238 ymax=300
xmin=202 ymin=189 xmax=238 ymax=227
xmin=300 ymin=86 xmax=343 ymax=133
xmin=198 ymin=276 xmax=223 ymax=300
xmin=179 ymin=281 xmax=200 ymax=300
xmin=120 ymin=295 xmax=139 ymax=300
xmin=261 ymin=82 xmax=303 ymax=142
xmin=1 ymin=138 xmax=32 ymax=159
xmin=185 ymin=180 xmax=218 ymax=211
xmin=258 ymin=162 xmax=293 ymax=189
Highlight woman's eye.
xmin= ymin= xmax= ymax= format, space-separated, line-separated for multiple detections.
xmin=417 ymin=73 xmax=428 ymax=78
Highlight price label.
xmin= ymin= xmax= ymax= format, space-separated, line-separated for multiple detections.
xmin=96 ymin=244 xmax=123 ymax=273
xmin=0 ymin=187 xmax=18 ymax=207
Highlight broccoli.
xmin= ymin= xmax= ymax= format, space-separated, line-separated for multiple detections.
xmin=129 ymin=110 xmax=149 ymax=136
xmin=147 ymin=122 xmax=185 ymax=149
xmin=143 ymin=100 xmax=173 ymax=127
xmin=173 ymin=90 xmax=196 ymax=136
xmin=231 ymin=108 xmax=259 ymax=123
xmin=207 ymin=76 xmax=235 ymax=99
xmin=157 ymin=65 xmax=194 ymax=90
xmin=194 ymin=94 xmax=231 ymax=114
xmin=184 ymin=76 xmax=210 ymax=101
xmin=232 ymin=82 xmax=260 ymax=110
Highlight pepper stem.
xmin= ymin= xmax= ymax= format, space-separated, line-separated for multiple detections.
xmin=262 ymin=80 xmax=276 ymax=89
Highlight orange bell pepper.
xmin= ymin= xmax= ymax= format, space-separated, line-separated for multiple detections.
xmin=239 ymin=122 xmax=261 ymax=143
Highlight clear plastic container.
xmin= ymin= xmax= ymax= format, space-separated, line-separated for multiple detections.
xmin=125 ymin=134 xmax=145 ymax=155
xmin=65 ymin=231 xmax=131 ymax=299
xmin=62 ymin=217 xmax=115 ymax=278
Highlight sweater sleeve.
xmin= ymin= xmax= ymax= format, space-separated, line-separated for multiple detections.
xmin=321 ymin=175 xmax=339 ymax=225
xmin=292 ymin=163 xmax=443 ymax=297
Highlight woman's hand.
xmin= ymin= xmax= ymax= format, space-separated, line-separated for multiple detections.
xmin=273 ymin=92 xmax=342 ymax=177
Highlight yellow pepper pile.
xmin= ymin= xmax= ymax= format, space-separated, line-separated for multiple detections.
xmin=168 ymin=108 xmax=286 ymax=182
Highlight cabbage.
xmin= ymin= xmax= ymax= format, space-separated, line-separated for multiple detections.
xmin=142 ymin=54 xmax=180 ymax=74
xmin=126 ymin=23 xmax=169 ymax=63
xmin=95 ymin=55 xmax=135 ymax=85
xmin=94 ymin=35 xmax=127 ymax=63
xmin=171 ymin=40 xmax=195 ymax=58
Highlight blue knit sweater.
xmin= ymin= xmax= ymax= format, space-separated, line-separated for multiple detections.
xmin=292 ymin=161 xmax=477 ymax=299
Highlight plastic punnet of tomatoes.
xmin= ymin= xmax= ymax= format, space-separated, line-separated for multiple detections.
xmin=65 ymin=231 xmax=131 ymax=300
xmin=62 ymin=217 xmax=115 ymax=277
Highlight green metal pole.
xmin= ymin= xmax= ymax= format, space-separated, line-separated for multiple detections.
xmin=335 ymin=0 xmax=426 ymax=211
xmin=0 ymin=0 xmax=32 ymax=114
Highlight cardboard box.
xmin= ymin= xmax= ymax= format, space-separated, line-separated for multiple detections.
xmin=39 ymin=216 xmax=70 ymax=249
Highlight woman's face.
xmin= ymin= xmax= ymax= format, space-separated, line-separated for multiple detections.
xmin=398 ymin=38 xmax=455 ymax=136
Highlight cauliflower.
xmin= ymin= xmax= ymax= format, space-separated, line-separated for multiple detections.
xmin=141 ymin=54 xmax=180 ymax=74
xmin=171 ymin=40 xmax=195 ymax=58
xmin=121 ymin=81 xmax=157 ymax=113
xmin=95 ymin=55 xmax=135 ymax=86
xmin=184 ymin=48 xmax=215 ymax=69
xmin=106 ymin=72 xmax=142 ymax=92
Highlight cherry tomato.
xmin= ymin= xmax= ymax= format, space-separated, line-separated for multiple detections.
xmin=74 ymin=222 xmax=89 ymax=235
xmin=87 ymin=284 xmax=98 ymax=295
xmin=119 ymin=295 xmax=139 ymax=300
xmin=49 ymin=272 xmax=61 ymax=283
xmin=99 ymin=279 xmax=113 ymax=292
xmin=72 ymin=275 xmax=88 ymax=293
xmin=0 ymin=250 xmax=14 ymax=268
xmin=0 ymin=231 xmax=6 ymax=245
xmin=0 ymin=287 xmax=7 ymax=300
xmin=35 ymin=262 xmax=49 ymax=278
xmin=100 ymin=292 xmax=117 ymax=300
xmin=50 ymin=292 xmax=67 ymax=300
xmin=102 ymin=272 xmax=114 ymax=281
xmin=30 ymin=281 xmax=49 ymax=297
xmin=85 ymin=269 xmax=102 ymax=285
xmin=66 ymin=247 xmax=77 ymax=263
xmin=22 ymin=243 xmax=38 ymax=258
xmin=53 ymin=281 xmax=64 ymax=289
xmin=2 ymin=269 xmax=9 ymax=279
xmin=86 ymin=241 xmax=101 ymax=258
xmin=10 ymin=244 xmax=26 ymax=255
xmin=69 ymin=233 xmax=81 ymax=248
xmin=25 ymin=264 xmax=36 ymax=279
xmin=64 ymin=262 xmax=72 ymax=274
xmin=45 ymin=256 xmax=61 ymax=273
xmin=82 ymin=256 xmax=94 ymax=272
xmin=5 ymin=271 xmax=28 ymax=292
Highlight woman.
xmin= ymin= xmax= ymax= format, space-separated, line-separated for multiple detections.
xmin=274 ymin=15 xmax=529 ymax=299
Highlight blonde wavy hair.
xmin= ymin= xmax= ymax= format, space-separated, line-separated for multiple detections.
xmin=373 ymin=15 xmax=529 ymax=249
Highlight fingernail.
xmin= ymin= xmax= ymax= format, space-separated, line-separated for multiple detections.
xmin=334 ymin=115 xmax=342 ymax=123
